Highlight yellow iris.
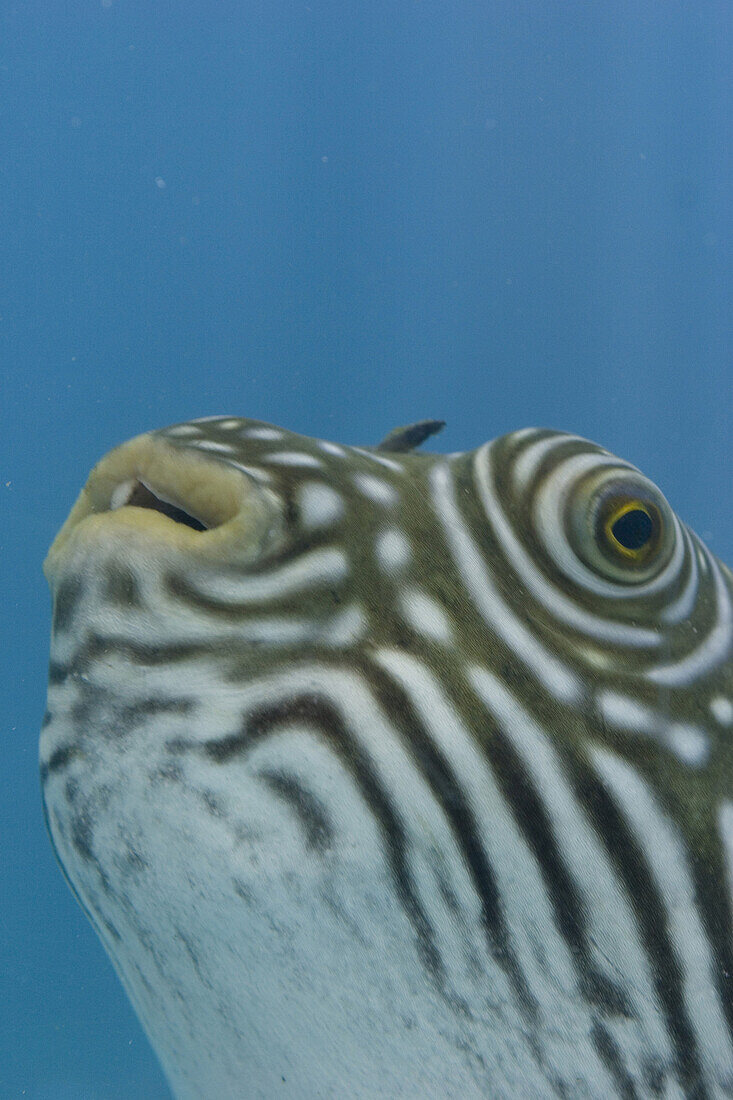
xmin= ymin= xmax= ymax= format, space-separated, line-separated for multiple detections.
xmin=603 ymin=499 xmax=655 ymax=560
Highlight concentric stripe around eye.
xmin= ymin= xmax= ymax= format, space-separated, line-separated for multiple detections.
xmin=430 ymin=461 xmax=582 ymax=704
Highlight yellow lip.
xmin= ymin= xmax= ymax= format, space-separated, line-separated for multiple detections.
xmin=44 ymin=431 xmax=281 ymax=587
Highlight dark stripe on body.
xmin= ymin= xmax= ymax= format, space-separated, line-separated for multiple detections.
xmin=687 ymin=839 xmax=733 ymax=1057
xmin=101 ymin=565 xmax=143 ymax=608
xmin=163 ymin=547 xmax=343 ymax=619
xmin=590 ymin=1021 xmax=640 ymax=1100
xmin=364 ymin=661 xmax=541 ymax=1025
xmin=52 ymin=576 xmax=85 ymax=634
xmin=204 ymin=694 xmax=448 ymax=988
xmin=40 ymin=743 xmax=79 ymax=784
xmin=485 ymin=716 xmax=632 ymax=1019
xmin=570 ymin=758 xmax=709 ymax=1097
xmin=257 ymin=769 xmax=334 ymax=853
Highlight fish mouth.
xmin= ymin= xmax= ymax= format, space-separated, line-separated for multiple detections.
xmin=109 ymin=476 xmax=211 ymax=531
xmin=44 ymin=430 xmax=282 ymax=587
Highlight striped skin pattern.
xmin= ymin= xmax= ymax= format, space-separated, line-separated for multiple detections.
xmin=40 ymin=417 xmax=733 ymax=1099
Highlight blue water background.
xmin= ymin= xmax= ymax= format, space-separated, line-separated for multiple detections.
xmin=2 ymin=2 xmax=731 ymax=1097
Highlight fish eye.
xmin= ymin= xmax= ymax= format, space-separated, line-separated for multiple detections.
xmin=567 ymin=471 xmax=676 ymax=584
xmin=601 ymin=498 xmax=659 ymax=557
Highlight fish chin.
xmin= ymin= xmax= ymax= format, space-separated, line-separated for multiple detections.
xmin=41 ymin=643 xmax=488 ymax=1098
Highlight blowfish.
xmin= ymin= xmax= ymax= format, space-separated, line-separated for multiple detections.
xmin=40 ymin=416 xmax=733 ymax=1099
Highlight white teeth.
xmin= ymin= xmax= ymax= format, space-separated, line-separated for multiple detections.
xmin=110 ymin=480 xmax=136 ymax=510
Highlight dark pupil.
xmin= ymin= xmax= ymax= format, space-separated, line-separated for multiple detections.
xmin=611 ymin=508 xmax=653 ymax=551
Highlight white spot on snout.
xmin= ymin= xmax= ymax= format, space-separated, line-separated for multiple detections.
xmin=244 ymin=427 xmax=284 ymax=441
xmin=297 ymin=482 xmax=345 ymax=530
xmin=165 ymin=424 xmax=203 ymax=438
xmin=375 ymin=528 xmax=412 ymax=574
xmin=267 ymin=452 xmax=323 ymax=469
xmin=400 ymin=588 xmax=453 ymax=644
xmin=352 ymin=473 xmax=398 ymax=506
xmin=318 ymin=441 xmax=348 ymax=458
xmin=711 ymin=696 xmax=733 ymax=726
xmin=194 ymin=440 xmax=237 ymax=454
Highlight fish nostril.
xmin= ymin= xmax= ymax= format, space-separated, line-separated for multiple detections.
xmin=112 ymin=480 xmax=209 ymax=532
